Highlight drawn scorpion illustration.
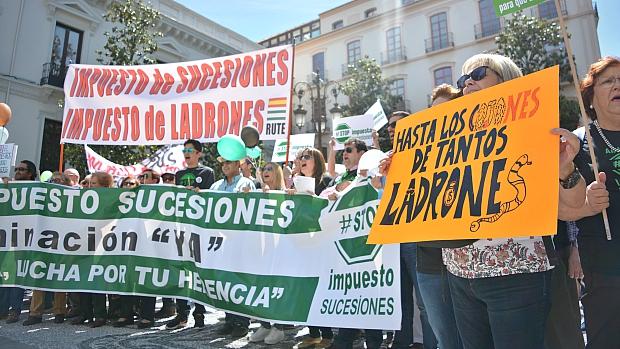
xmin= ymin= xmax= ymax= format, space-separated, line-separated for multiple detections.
xmin=470 ymin=154 xmax=532 ymax=232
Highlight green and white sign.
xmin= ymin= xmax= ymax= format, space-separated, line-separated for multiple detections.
xmin=0 ymin=181 xmax=400 ymax=329
xmin=332 ymin=114 xmax=374 ymax=150
xmin=493 ymin=0 xmax=547 ymax=16
xmin=271 ymin=133 xmax=315 ymax=163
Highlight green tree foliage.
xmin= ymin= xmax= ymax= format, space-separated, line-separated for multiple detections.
xmin=496 ymin=12 xmax=571 ymax=82
xmin=65 ymin=0 xmax=164 ymax=176
xmin=497 ymin=12 xmax=580 ymax=130
xmin=96 ymin=0 xmax=163 ymax=65
xmin=340 ymin=57 xmax=403 ymax=151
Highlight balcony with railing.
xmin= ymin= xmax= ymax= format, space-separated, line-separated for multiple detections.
xmin=474 ymin=18 xmax=503 ymax=40
xmin=381 ymin=46 xmax=407 ymax=65
xmin=40 ymin=62 xmax=67 ymax=88
xmin=425 ymin=33 xmax=454 ymax=54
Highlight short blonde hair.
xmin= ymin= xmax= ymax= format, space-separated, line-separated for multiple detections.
xmin=462 ymin=54 xmax=523 ymax=82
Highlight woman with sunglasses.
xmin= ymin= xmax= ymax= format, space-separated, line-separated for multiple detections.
xmin=298 ymin=147 xmax=333 ymax=196
xmin=259 ymin=162 xmax=285 ymax=192
xmin=292 ymin=147 xmax=335 ymax=349
xmin=440 ymin=53 xmax=585 ymax=349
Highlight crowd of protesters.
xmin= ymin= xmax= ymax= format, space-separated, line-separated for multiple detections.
xmin=1 ymin=54 xmax=619 ymax=349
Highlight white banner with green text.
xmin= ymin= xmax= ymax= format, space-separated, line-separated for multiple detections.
xmin=0 ymin=180 xmax=400 ymax=329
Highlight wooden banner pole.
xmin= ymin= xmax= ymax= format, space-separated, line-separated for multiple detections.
xmin=58 ymin=143 xmax=65 ymax=173
xmin=553 ymin=0 xmax=611 ymax=240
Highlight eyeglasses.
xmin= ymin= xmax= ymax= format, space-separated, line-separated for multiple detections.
xmin=345 ymin=147 xmax=354 ymax=153
xmin=182 ymin=148 xmax=195 ymax=153
xmin=300 ymin=154 xmax=312 ymax=161
xmin=123 ymin=181 xmax=139 ymax=187
xmin=457 ymin=66 xmax=495 ymax=89
xmin=262 ymin=166 xmax=274 ymax=172
xmin=597 ymin=76 xmax=620 ymax=88
xmin=15 ymin=167 xmax=29 ymax=172
xmin=388 ymin=121 xmax=398 ymax=129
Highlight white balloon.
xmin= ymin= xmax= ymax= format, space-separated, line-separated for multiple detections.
xmin=0 ymin=127 xmax=8 ymax=144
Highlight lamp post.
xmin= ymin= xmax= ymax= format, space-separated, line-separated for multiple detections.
xmin=293 ymin=71 xmax=343 ymax=152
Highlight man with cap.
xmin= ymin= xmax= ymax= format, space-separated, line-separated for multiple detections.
xmin=166 ymin=139 xmax=214 ymax=330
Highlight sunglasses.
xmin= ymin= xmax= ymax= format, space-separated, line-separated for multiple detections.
xmin=262 ymin=166 xmax=274 ymax=172
xmin=182 ymin=148 xmax=195 ymax=153
xmin=162 ymin=176 xmax=175 ymax=182
xmin=300 ymin=154 xmax=312 ymax=161
xmin=457 ymin=66 xmax=493 ymax=89
xmin=345 ymin=147 xmax=355 ymax=153
xmin=388 ymin=121 xmax=398 ymax=128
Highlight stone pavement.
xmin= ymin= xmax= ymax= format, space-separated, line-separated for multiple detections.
xmin=0 ymin=302 xmax=376 ymax=349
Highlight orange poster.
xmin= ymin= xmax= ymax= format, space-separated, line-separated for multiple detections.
xmin=368 ymin=66 xmax=559 ymax=244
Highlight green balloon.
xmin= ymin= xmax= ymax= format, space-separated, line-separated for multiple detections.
xmin=246 ymin=146 xmax=262 ymax=159
xmin=40 ymin=170 xmax=53 ymax=182
xmin=217 ymin=135 xmax=246 ymax=161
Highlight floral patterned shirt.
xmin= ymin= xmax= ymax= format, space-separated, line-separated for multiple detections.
xmin=442 ymin=237 xmax=552 ymax=279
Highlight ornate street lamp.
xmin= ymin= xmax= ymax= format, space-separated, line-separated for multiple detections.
xmin=293 ymin=71 xmax=342 ymax=151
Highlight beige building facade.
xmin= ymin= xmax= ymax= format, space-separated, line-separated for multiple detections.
xmin=261 ymin=0 xmax=601 ymax=150
xmin=0 ymin=0 xmax=261 ymax=172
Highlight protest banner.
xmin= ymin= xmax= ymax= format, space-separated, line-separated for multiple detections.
xmin=332 ymin=115 xmax=374 ymax=150
xmin=0 ymin=143 xmax=18 ymax=178
xmin=271 ymin=133 xmax=315 ymax=163
xmin=366 ymin=99 xmax=388 ymax=130
xmin=85 ymin=144 xmax=185 ymax=177
xmin=369 ymin=67 xmax=559 ymax=244
xmin=0 ymin=180 xmax=400 ymax=329
xmin=493 ymin=0 xmax=546 ymax=16
xmin=60 ymin=45 xmax=293 ymax=145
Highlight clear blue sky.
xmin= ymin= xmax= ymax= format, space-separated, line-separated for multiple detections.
xmin=177 ymin=0 xmax=617 ymax=55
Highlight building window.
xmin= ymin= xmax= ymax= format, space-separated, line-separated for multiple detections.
xmin=477 ymin=0 xmax=501 ymax=39
xmin=538 ymin=0 xmax=558 ymax=19
xmin=434 ymin=67 xmax=453 ymax=86
xmin=332 ymin=20 xmax=343 ymax=30
xmin=45 ymin=23 xmax=83 ymax=87
xmin=347 ymin=40 xmax=361 ymax=66
xmin=389 ymin=79 xmax=405 ymax=98
xmin=39 ymin=119 xmax=62 ymax=173
xmin=386 ymin=27 xmax=402 ymax=63
xmin=430 ymin=12 xmax=449 ymax=50
xmin=312 ymin=52 xmax=325 ymax=80
xmin=365 ymin=8 xmax=377 ymax=18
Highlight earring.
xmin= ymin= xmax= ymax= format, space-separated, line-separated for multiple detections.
xmin=589 ymin=105 xmax=594 ymax=109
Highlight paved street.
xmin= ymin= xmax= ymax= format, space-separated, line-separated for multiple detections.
xmin=0 ymin=308 xmax=301 ymax=349
xmin=0 ymin=301 xmax=374 ymax=349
